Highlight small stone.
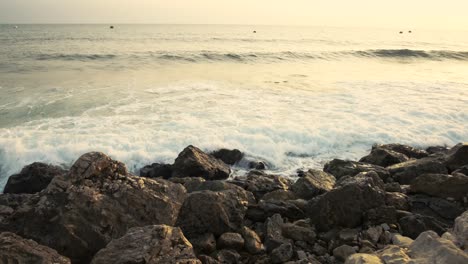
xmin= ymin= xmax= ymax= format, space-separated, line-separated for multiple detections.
xmin=271 ymin=243 xmax=293 ymax=264
xmin=217 ymin=232 xmax=244 ymax=250
xmin=333 ymin=244 xmax=357 ymax=262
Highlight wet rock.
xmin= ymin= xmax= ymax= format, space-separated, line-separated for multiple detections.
xmin=333 ymin=244 xmax=357 ymax=262
xmin=359 ymin=148 xmax=409 ymax=167
xmin=3 ymin=162 xmax=66 ymax=194
xmin=91 ymin=225 xmax=200 ymax=264
xmin=323 ymin=159 xmax=390 ymax=181
xmin=385 ymin=192 xmax=409 ymax=211
xmin=191 ymin=233 xmax=217 ymax=254
xmin=271 ymin=243 xmax=293 ymax=263
xmin=0 ymin=152 xmax=187 ymax=264
xmin=172 ymin=145 xmax=231 ymax=180
xmin=218 ymin=232 xmax=244 ymax=250
xmin=374 ymin=143 xmax=428 ymax=159
xmin=345 ymin=253 xmax=383 ymax=264
xmin=410 ymin=173 xmax=468 ymax=201
xmin=237 ymin=170 xmax=292 ymax=200
xmin=399 ymin=214 xmax=447 ymax=239
xmin=445 ymin=143 xmax=468 ymax=172
xmin=0 ymin=232 xmax=70 ymax=264
xmin=391 ymin=234 xmax=413 ymax=248
xmin=139 ymin=163 xmax=172 ymax=179
xmin=249 ymin=161 xmax=267 ymax=170
xmin=387 ymin=156 xmax=448 ymax=184
xmin=291 ymin=169 xmax=336 ymax=199
xmin=241 ymin=226 xmax=264 ymax=254
xmin=211 ymin=148 xmax=244 ymax=165
xmin=408 ymin=230 xmax=468 ymax=263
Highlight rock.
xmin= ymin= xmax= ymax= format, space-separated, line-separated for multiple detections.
xmin=333 ymin=244 xmax=357 ymax=262
xmin=169 ymin=177 xmax=206 ymax=192
xmin=408 ymin=230 xmax=468 ymax=263
xmin=246 ymin=199 xmax=305 ymax=222
xmin=453 ymin=210 xmax=468 ymax=250
xmin=384 ymin=182 xmax=402 ymax=193
xmin=291 ymin=169 xmax=336 ymax=199
xmin=183 ymin=180 xmax=255 ymax=204
xmin=378 ymin=245 xmax=411 ymax=264
xmin=176 ymin=188 xmax=250 ymax=239
xmin=409 ymin=194 xmax=464 ymax=223
xmin=306 ymin=172 xmax=386 ymax=231
xmin=241 ymin=226 xmax=264 ymax=254
xmin=271 ymin=243 xmax=293 ymax=263
xmin=445 ymin=143 xmax=468 ymax=172
xmin=264 ymin=214 xmax=290 ymax=252
xmin=391 ymin=234 xmax=413 ymax=248
xmin=211 ymin=148 xmax=244 ymax=165
xmin=362 ymin=226 xmax=383 ymax=244
xmin=249 ymin=161 xmax=267 ymax=170
xmin=339 ymin=228 xmax=360 ymax=244
xmin=359 ymin=148 xmax=409 ymax=167
xmin=373 ymin=143 xmax=428 ymax=159
xmin=0 ymin=152 xmax=187 ymax=264
xmin=3 ymin=162 xmax=65 ymax=194
xmin=0 ymin=232 xmax=71 ymax=264
xmin=410 ymin=173 xmax=468 ymax=201
xmin=426 ymin=145 xmax=450 ymax=155
xmin=387 ymin=157 xmax=448 ymax=184
xmin=399 ymin=214 xmax=447 ymax=239
xmin=236 ymin=170 xmax=292 ymax=200
xmin=262 ymin=190 xmax=297 ymax=201
xmin=345 ymin=253 xmax=383 ymax=264
xmin=139 ymin=163 xmax=172 ymax=179
xmin=198 ymin=255 xmax=220 ymax=264
xmin=385 ymin=192 xmax=409 ymax=211
xmin=323 ymin=159 xmax=390 ymax=181
xmin=214 ymin=249 xmax=241 ymax=264
xmin=453 ymin=165 xmax=468 ymax=176
xmin=91 ymin=225 xmax=200 ymax=264
xmin=218 ymin=232 xmax=244 ymax=250
xmin=312 ymin=243 xmax=328 ymax=256
xmin=365 ymin=206 xmax=398 ymax=226
xmin=191 ymin=233 xmax=217 ymax=254
xmin=172 ymin=145 xmax=231 ymax=180
xmin=282 ymin=223 xmax=316 ymax=244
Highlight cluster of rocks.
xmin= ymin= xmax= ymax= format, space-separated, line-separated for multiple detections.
xmin=0 ymin=143 xmax=467 ymax=264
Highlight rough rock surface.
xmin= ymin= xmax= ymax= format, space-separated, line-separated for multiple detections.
xmin=217 ymin=232 xmax=244 ymax=250
xmin=399 ymin=214 xmax=447 ymax=239
xmin=91 ymin=225 xmax=201 ymax=264
xmin=445 ymin=143 xmax=468 ymax=172
xmin=211 ymin=148 xmax=244 ymax=165
xmin=359 ymin=147 xmax=409 ymax=167
xmin=0 ymin=152 xmax=187 ymax=264
xmin=408 ymin=231 xmax=468 ymax=263
xmin=410 ymin=173 xmax=468 ymax=200
xmin=291 ymin=169 xmax=336 ymax=199
xmin=373 ymin=143 xmax=429 ymax=159
xmin=139 ymin=163 xmax=172 ymax=179
xmin=0 ymin=232 xmax=71 ymax=264
xmin=323 ymin=159 xmax=390 ymax=181
xmin=345 ymin=253 xmax=383 ymax=264
xmin=452 ymin=210 xmax=468 ymax=251
xmin=233 ymin=170 xmax=292 ymax=200
xmin=387 ymin=156 xmax=448 ymax=184
xmin=172 ymin=145 xmax=231 ymax=180
xmin=3 ymin=162 xmax=66 ymax=194
xmin=241 ymin=226 xmax=264 ymax=254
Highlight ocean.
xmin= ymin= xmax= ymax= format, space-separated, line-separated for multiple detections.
xmin=0 ymin=24 xmax=467 ymax=188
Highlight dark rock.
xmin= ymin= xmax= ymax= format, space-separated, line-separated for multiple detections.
xmin=385 ymin=192 xmax=410 ymax=211
xmin=323 ymin=159 xmax=390 ymax=181
xmin=191 ymin=233 xmax=217 ymax=254
xmin=364 ymin=206 xmax=398 ymax=226
xmin=246 ymin=200 xmax=305 ymax=222
xmin=333 ymin=244 xmax=357 ymax=262
xmin=90 ymin=225 xmax=200 ymax=264
xmin=291 ymin=169 xmax=336 ymax=200
xmin=3 ymin=162 xmax=66 ymax=194
xmin=262 ymin=190 xmax=297 ymax=201
xmin=282 ymin=223 xmax=316 ymax=244
xmin=264 ymin=214 xmax=291 ymax=252
xmin=408 ymin=194 xmax=464 ymax=223
xmin=217 ymin=232 xmax=244 ymax=250
xmin=445 ymin=143 xmax=468 ymax=172
xmin=387 ymin=156 xmax=448 ymax=184
xmin=271 ymin=243 xmax=293 ymax=263
xmin=211 ymin=148 xmax=244 ymax=165
xmin=426 ymin=146 xmax=450 ymax=155
xmin=410 ymin=173 xmax=468 ymax=200
xmin=338 ymin=228 xmax=359 ymax=244
xmin=312 ymin=243 xmax=328 ymax=256
xmin=306 ymin=172 xmax=386 ymax=231
xmin=373 ymin=143 xmax=428 ymax=159
xmin=176 ymin=188 xmax=250 ymax=239
xmin=198 ymin=255 xmax=220 ymax=264
xmin=0 ymin=232 xmax=70 ymax=264
xmin=0 ymin=152 xmax=187 ymax=264
xmin=168 ymin=177 xmax=206 ymax=192
xmin=139 ymin=163 xmax=172 ymax=179
xmin=184 ymin=180 xmax=255 ymax=204
xmin=399 ymin=214 xmax=447 ymax=239
xmin=214 ymin=249 xmax=241 ymax=264
xmin=236 ymin=170 xmax=292 ymax=200
xmin=384 ymin=182 xmax=402 ymax=192
xmin=241 ymin=226 xmax=264 ymax=254
xmin=453 ymin=165 xmax=468 ymax=176
xmin=359 ymin=147 xmax=409 ymax=167
xmin=172 ymin=145 xmax=231 ymax=180
xmin=249 ymin=161 xmax=267 ymax=170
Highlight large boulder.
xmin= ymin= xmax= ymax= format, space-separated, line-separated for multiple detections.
xmin=306 ymin=172 xmax=386 ymax=231
xmin=211 ymin=148 xmax=244 ymax=165
xmin=91 ymin=225 xmax=201 ymax=264
xmin=408 ymin=231 xmax=468 ymax=263
xmin=172 ymin=145 xmax=231 ymax=180
xmin=387 ymin=156 xmax=448 ymax=184
xmin=323 ymin=159 xmax=390 ymax=181
xmin=373 ymin=143 xmax=428 ymax=159
xmin=359 ymin=147 xmax=409 ymax=167
xmin=445 ymin=143 xmax=468 ymax=172
xmin=399 ymin=214 xmax=447 ymax=239
xmin=0 ymin=152 xmax=187 ymax=264
xmin=3 ymin=162 xmax=66 ymax=194
xmin=0 ymin=232 xmax=71 ymax=264
xmin=291 ymin=169 xmax=335 ymax=200
xmin=410 ymin=173 xmax=468 ymax=200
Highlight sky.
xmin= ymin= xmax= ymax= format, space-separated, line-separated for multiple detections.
xmin=0 ymin=0 xmax=467 ymax=30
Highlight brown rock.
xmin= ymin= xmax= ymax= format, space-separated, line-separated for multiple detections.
xmin=3 ymin=162 xmax=66 ymax=194
xmin=410 ymin=173 xmax=468 ymax=200
xmin=291 ymin=169 xmax=336 ymax=200
xmin=445 ymin=143 xmax=468 ymax=172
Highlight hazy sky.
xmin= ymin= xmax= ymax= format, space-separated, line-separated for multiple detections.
xmin=1 ymin=0 xmax=467 ymax=29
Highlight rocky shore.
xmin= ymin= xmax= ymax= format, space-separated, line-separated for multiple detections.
xmin=0 ymin=143 xmax=467 ymax=264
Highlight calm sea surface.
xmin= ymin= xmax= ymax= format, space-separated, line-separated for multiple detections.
xmin=0 ymin=24 xmax=467 ymax=187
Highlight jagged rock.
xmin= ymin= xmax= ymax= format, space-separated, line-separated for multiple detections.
xmin=214 ymin=249 xmax=241 ymax=264
xmin=410 ymin=173 xmax=468 ymax=201
xmin=360 ymin=148 xmax=409 ymax=167
xmin=91 ymin=225 xmax=200 ymax=264
xmin=191 ymin=233 xmax=217 ymax=254
xmin=387 ymin=156 xmax=448 ymax=184
xmin=306 ymin=172 xmax=386 ymax=231
xmin=385 ymin=192 xmax=409 ymax=211
xmin=139 ymin=163 xmax=172 ymax=179
xmin=246 ymin=199 xmax=305 ymax=222
xmin=235 ymin=170 xmax=292 ymax=200
xmin=323 ymin=159 xmax=390 ymax=181
xmin=172 ymin=145 xmax=231 ymax=180
xmin=217 ymin=232 xmax=244 ymax=250
xmin=362 ymin=226 xmax=383 ymax=244
xmin=241 ymin=226 xmax=264 ymax=254
xmin=282 ymin=222 xmax=316 ymax=244
xmin=391 ymin=234 xmax=413 ymax=248
xmin=0 ymin=232 xmax=71 ymax=264
xmin=373 ymin=143 xmax=428 ymax=159
xmin=182 ymin=180 xmax=255 ymax=204
xmin=333 ymin=244 xmax=357 ymax=262
xmin=176 ymin=188 xmax=250 ymax=239
xmin=271 ymin=243 xmax=293 ymax=263
xmin=291 ymin=169 xmax=336 ymax=199
xmin=211 ymin=148 xmax=244 ymax=165
xmin=169 ymin=177 xmax=206 ymax=192
xmin=408 ymin=231 xmax=468 ymax=263
xmin=264 ymin=214 xmax=291 ymax=252
xmin=3 ymin=162 xmax=66 ymax=194
xmin=445 ymin=143 xmax=468 ymax=172
xmin=409 ymin=194 xmax=464 ymax=224
xmin=262 ymin=190 xmax=297 ymax=201
xmin=378 ymin=245 xmax=411 ymax=264
xmin=399 ymin=214 xmax=447 ymax=239
xmin=345 ymin=253 xmax=383 ymax=264
xmin=0 ymin=152 xmax=187 ymax=264
xmin=452 ymin=210 xmax=468 ymax=250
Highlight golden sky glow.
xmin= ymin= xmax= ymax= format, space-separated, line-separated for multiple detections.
xmin=1 ymin=0 xmax=467 ymax=29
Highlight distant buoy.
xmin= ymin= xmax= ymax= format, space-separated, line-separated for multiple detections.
xmin=399 ymin=31 xmax=403 ymax=34
xmin=253 ymin=30 xmax=256 ymax=33
xmin=408 ymin=30 xmax=412 ymax=33
xmin=110 ymin=26 xmax=114 ymax=29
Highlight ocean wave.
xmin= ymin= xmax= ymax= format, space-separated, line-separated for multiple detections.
xmin=36 ymin=53 xmax=117 ymax=61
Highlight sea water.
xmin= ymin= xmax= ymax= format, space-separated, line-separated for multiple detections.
xmin=0 ymin=24 xmax=467 ymax=188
